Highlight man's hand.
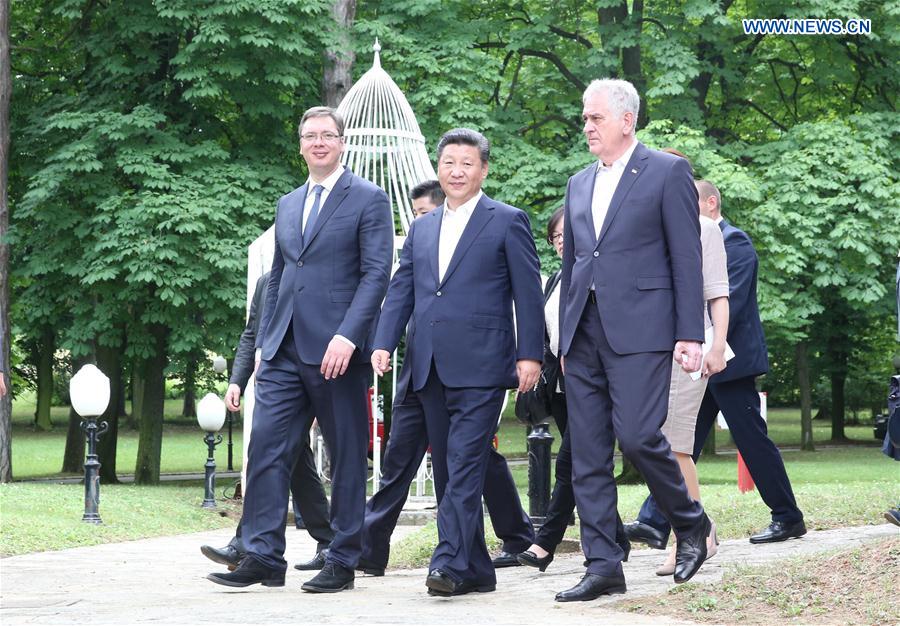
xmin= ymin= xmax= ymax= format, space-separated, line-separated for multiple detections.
xmin=224 ymin=383 xmax=242 ymax=412
xmin=371 ymin=349 xmax=392 ymax=376
xmin=516 ymin=359 xmax=541 ymax=394
xmin=321 ymin=337 xmax=355 ymax=380
xmin=703 ymin=346 xmax=727 ymax=378
xmin=673 ymin=341 xmax=702 ymax=373
xmin=0 ymin=372 xmax=7 ymax=398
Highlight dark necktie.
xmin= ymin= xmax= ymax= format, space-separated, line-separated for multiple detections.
xmin=303 ymin=184 xmax=324 ymax=245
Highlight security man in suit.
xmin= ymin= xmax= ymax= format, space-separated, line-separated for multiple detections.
xmin=371 ymin=128 xmax=544 ymax=597
xmin=359 ymin=181 xmax=534 ymax=577
xmin=200 ymin=271 xmax=335 ymax=573
xmin=627 ymin=179 xmax=806 ymax=548
xmin=556 ymin=78 xmax=712 ymax=602
xmin=208 ymin=106 xmax=394 ymax=593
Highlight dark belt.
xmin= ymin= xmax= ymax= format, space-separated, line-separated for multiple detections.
xmin=587 ymin=290 xmax=597 ymax=304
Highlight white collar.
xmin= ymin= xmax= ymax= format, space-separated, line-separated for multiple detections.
xmin=443 ymin=190 xmax=483 ymax=219
xmin=715 ymin=216 xmax=724 ymax=225
xmin=597 ymin=139 xmax=638 ymax=173
xmin=307 ymin=165 xmax=345 ymax=194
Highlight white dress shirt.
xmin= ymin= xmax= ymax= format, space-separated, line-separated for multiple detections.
xmin=591 ymin=139 xmax=638 ymax=239
xmin=302 ymin=165 xmax=345 ymax=234
xmin=438 ymin=191 xmax=482 ymax=282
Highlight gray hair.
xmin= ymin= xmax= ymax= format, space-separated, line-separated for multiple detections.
xmin=298 ymin=106 xmax=345 ymax=139
xmin=583 ymin=79 xmax=640 ymax=128
xmin=436 ymin=128 xmax=490 ymax=164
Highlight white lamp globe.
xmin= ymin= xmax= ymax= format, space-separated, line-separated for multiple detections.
xmin=197 ymin=393 xmax=227 ymax=432
xmin=69 ymin=364 xmax=111 ymax=417
xmin=212 ymin=355 xmax=227 ymax=374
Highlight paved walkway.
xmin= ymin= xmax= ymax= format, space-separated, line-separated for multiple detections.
xmin=1 ymin=523 xmax=896 ymax=625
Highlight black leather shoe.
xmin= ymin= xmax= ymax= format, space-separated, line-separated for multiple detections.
xmin=555 ymin=574 xmax=626 ymax=602
xmin=301 ymin=562 xmax=355 ymax=593
xmin=624 ymin=521 xmax=668 ymax=550
xmin=749 ymin=520 xmax=807 ymax=544
xmin=207 ymin=557 xmax=285 ymax=588
xmin=293 ymin=549 xmax=327 ymax=571
xmin=201 ymin=542 xmax=244 ymax=570
xmin=425 ymin=569 xmax=495 ymax=597
xmin=674 ymin=514 xmax=710 ymax=584
xmin=356 ymin=557 xmax=386 ymax=577
xmin=491 ymin=550 xmax=521 ymax=568
xmin=517 ymin=550 xmax=554 ymax=572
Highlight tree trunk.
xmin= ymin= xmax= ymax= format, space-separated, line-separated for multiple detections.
xmin=134 ymin=324 xmax=168 ymax=485
xmin=33 ymin=329 xmax=54 ymax=430
xmin=621 ymin=0 xmax=647 ymax=128
xmin=830 ymin=370 xmax=847 ymax=441
xmin=61 ymin=356 xmax=89 ymax=473
xmin=95 ymin=342 xmax=122 ymax=483
xmin=130 ymin=361 xmax=144 ymax=430
xmin=181 ymin=356 xmax=196 ymax=418
xmin=0 ymin=0 xmax=11 ymax=483
xmin=796 ymin=341 xmax=815 ymax=451
xmin=322 ymin=0 xmax=357 ymax=107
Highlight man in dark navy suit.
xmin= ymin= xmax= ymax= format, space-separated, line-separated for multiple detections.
xmin=359 ymin=182 xmax=534 ymax=577
xmin=627 ymin=180 xmax=805 ymax=549
xmin=200 ymin=271 xmax=335 ymax=573
xmin=555 ymin=79 xmax=712 ymax=602
xmin=371 ymin=128 xmax=544 ymax=596
xmin=208 ymin=106 xmax=394 ymax=593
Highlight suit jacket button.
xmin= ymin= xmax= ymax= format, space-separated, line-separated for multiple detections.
xmin=297 ymin=260 xmax=304 ymax=267
xmin=593 ymin=251 xmax=599 ymax=257
xmin=436 ymin=290 xmax=442 ymax=296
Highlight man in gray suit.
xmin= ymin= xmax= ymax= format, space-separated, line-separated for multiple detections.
xmin=556 ymin=79 xmax=712 ymax=602
xmin=208 ymin=106 xmax=394 ymax=593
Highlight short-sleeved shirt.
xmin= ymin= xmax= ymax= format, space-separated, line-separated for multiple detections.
xmin=699 ymin=215 xmax=729 ymax=327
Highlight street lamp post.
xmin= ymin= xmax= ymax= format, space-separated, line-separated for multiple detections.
xmin=70 ymin=364 xmax=111 ymax=524
xmin=211 ymin=355 xmax=234 ymax=471
xmin=197 ymin=392 xmax=226 ymax=508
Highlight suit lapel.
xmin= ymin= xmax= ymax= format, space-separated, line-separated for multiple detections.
xmin=439 ymin=195 xmax=494 ymax=288
xmin=595 ymin=142 xmax=649 ymax=248
xmin=300 ymin=169 xmax=353 ymax=255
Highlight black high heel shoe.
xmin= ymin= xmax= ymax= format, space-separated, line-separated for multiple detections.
xmin=517 ymin=550 xmax=554 ymax=572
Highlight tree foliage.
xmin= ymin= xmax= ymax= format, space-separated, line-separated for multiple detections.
xmin=7 ymin=0 xmax=899 ymax=478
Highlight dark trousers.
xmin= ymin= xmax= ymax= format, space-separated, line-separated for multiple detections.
xmin=535 ymin=393 xmax=626 ymax=555
xmin=234 ymin=425 xmax=334 ymax=553
xmin=638 ymin=375 xmax=803 ymax=535
xmin=361 ymin=385 xmax=533 ymax=569
xmin=242 ymin=329 xmax=370 ymax=572
xmin=417 ymin=364 xmax=507 ymax=584
xmin=566 ymin=304 xmax=704 ymax=577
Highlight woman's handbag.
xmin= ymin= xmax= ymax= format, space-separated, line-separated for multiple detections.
xmin=514 ymin=370 xmax=553 ymax=426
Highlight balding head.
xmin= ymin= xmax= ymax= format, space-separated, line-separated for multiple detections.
xmin=694 ymin=179 xmax=721 ymax=221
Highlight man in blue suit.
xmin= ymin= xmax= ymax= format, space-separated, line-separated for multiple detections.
xmin=359 ymin=182 xmax=534 ymax=577
xmin=371 ymin=128 xmax=544 ymax=596
xmin=208 ymin=106 xmax=394 ymax=593
xmin=555 ymin=79 xmax=712 ymax=602
xmin=627 ymin=179 xmax=805 ymax=549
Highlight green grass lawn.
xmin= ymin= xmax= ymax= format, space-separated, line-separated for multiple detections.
xmin=495 ymin=402 xmax=878 ymax=459
xmin=0 ymin=481 xmax=240 ymax=556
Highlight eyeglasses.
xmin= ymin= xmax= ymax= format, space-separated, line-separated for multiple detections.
xmin=548 ymin=232 xmax=564 ymax=244
xmin=300 ymin=132 xmax=342 ymax=143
